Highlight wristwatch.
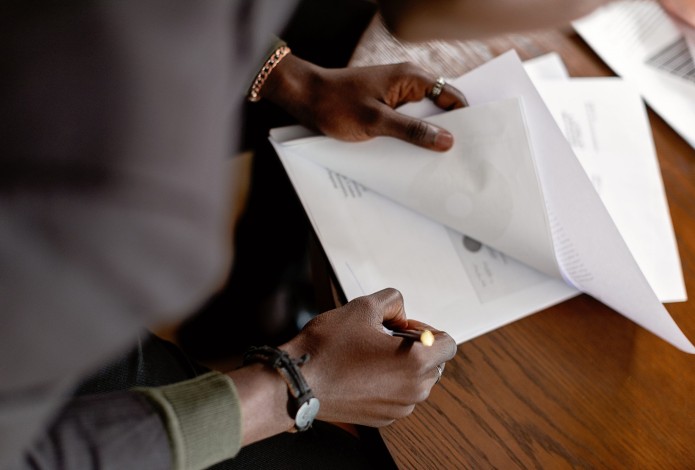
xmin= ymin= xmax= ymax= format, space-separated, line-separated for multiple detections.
xmin=243 ymin=346 xmax=320 ymax=432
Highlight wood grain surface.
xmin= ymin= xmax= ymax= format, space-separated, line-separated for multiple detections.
xmin=348 ymin=16 xmax=695 ymax=470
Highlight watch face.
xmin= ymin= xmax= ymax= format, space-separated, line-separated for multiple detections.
xmin=295 ymin=397 xmax=320 ymax=431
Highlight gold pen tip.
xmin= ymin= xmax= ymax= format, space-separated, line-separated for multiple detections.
xmin=420 ymin=330 xmax=434 ymax=347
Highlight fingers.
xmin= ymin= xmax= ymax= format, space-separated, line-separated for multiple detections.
xmin=351 ymin=289 xmax=457 ymax=365
xmin=404 ymin=319 xmax=457 ymax=360
xmin=378 ymin=68 xmax=467 ymax=151
xmin=348 ymin=290 xmax=457 ymax=365
xmin=369 ymin=64 xmax=468 ymax=152
xmin=401 ymin=319 xmax=457 ymax=385
xmin=389 ymin=64 xmax=467 ymax=111
xmin=423 ymin=330 xmax=457 ymax=367
xmin=376 ymin=108 xmax=454 ymax=152
xmin=354 ymin=287 xmax=409 ymax=330
xmin=347 ymin=288 xmax=457 ymax=367
xmin=429 ymin=81 xmax=469 ymax=111
xmin=303 ymin=287 xmax=456 ymax=426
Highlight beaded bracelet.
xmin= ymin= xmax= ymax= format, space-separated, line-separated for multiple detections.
xmin=247 ymin=45 xmax=291 ymax=102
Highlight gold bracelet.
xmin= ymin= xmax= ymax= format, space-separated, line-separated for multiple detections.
xmin=247 ymin=45 xmax=291 ymax=102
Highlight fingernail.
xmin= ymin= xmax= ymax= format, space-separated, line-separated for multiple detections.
xmin=434 ymin=131 xmax=453 ymax=151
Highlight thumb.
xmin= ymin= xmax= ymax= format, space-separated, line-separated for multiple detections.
xmin=376 ymin=107 xmax=454 ymax=152
xmin=405 ymin=319 xmax=458 ymax=365
xmin=361 ymin=288 xmax=409 ymax=330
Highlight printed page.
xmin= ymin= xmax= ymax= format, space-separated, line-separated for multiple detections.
xmin=276 ymin=99 xmax=561 ymax=278
xmin=272 ymin=136 xmax=577 ymax=344
xmin=667 ymin=10 xmax=695 ymax=59
xmin=535 ymin=78 xmax=686 ymax=302
xmin=444 ymin=51 xmax=693 ymax=352
xmin=273 ymin=52 xmax=694 ymax=353
xmin=573 ymin=0 xmax=695 ymax=148
xmin=522 ymin=55 xmax=685 ymax=302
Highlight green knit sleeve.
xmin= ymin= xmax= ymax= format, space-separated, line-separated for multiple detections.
xmin=134 ymin=371 xmax=242 ymax=470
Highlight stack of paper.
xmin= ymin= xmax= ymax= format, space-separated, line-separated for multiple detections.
xmin=573 ymin=0 xmax=695 ymax=148
xmin=271 ymin=51 xmax=694 ymax=353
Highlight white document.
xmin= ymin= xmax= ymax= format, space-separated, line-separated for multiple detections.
xmin=523 ymin=52 xmax=570 ymax=82
xmin=535 ymin=78 xmax=686 ymax=302
xmin=272 ymin=117 xmax=578 ymax=344
xmin=277 ymin=99 xmax=560 ymax=279
xmin=272 ymin=51 xmax=695 ymax=353
xmin=524 ymin=54 xmax=685 ymax=302
xmin=573 ymin=0 xmax=695 ymax=148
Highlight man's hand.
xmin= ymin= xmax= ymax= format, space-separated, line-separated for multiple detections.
xmin=261 ymin=54 xmax=467 ymax=152
xmin=661 ymin=0 xmax=695 ymax=27
xmin=283 ymin=288 xmax=457 ymax=427
xmin=229 ymin=289 xmax=456 ymax=446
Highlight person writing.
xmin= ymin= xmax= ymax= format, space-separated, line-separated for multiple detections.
xmin=2 ymin=0 xmax=647 ymax=468
xmin=1 ymin=2 xmax=461 ymax=469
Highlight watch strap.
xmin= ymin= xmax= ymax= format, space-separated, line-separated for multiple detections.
xmin=243 ymin=346 xmax=318 ymax=431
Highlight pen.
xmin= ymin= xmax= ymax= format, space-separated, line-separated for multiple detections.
xmin=390 ymin=329 xmax=435 ymax=347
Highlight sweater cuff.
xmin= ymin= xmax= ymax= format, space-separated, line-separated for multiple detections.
xmin=134 ymin=372 xmax=242 ymax=470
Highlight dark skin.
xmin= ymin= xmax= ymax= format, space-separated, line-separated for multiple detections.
xmin=229 ymin=289 xmax=457 ymax=445
xmin=219 ymin=0 xmax=695 ymax=453
xmin=261 ymin=53 xmax=469 ymax=152
xmin=231 ymin=0 xmax=689 ymax=444
xmin=225 ymin=54 xmax=465 ymax=446
xmin=226 ymin=0 xmax=635 ymax=444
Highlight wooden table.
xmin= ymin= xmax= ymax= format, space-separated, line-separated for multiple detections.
xmin=346 ymin=17 xmax=695 ymax=469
